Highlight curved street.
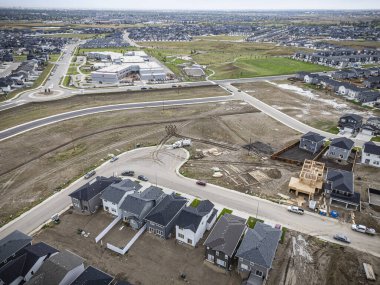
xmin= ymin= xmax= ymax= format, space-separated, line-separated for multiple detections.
xmin=0 ymin=146 xmax=379 ymax=257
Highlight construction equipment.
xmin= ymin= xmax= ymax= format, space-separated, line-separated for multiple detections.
xmin=172 ymin=139 xmax=191 ymax=149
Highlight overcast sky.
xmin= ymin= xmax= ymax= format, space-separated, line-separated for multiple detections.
xmin=1 ymin=0 xmax=380 ymax=10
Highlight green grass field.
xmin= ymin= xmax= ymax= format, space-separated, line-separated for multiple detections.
xmin=140 ymin=40 xmax=331 ymax=80
xmin=193 ymin=35 xmax=246 ymax=41
xmin=210 ymin=57 xmax=333 ymax=79
xmin=76 ymin=46 xmax=139 ymax=56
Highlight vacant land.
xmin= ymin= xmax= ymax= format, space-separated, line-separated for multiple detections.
xmin=327 ymin=40 xmax=380 ymax=50
xmin=233 ymin=81 xmax=375 ymax=133
xmin=0 ymin=101 xmax=256 ymax=226
xmin=34 ymin=210 xmax=242 ymax=285
xmin=0 ymin=85 xmax=228 ymax=131
xmin=193 ymin=35 xmax=246 ymax=41
xmin=268 ymin=229 xmax=380 ymax=285
xmin=141 ymin=40 xmax=330 ymax=80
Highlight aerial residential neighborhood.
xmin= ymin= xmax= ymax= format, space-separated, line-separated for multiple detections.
xmin=0 ymin=3 xmax=380 ymax=285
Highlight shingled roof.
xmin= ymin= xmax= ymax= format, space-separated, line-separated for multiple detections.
xmin=236 ymin=223 xmax=281 ymax=269
xmin=71 ymin=266 xmax=113 ymax=285
xmin=301 ymin=131 xmax=325 ymax=143
xmin=176 ymin=200 xmax=214 ymax=232
xmin=363 ymin=141 xmax=380 ymax=156
xmin=0 ymin=230 xmax=32 ymax=264
xmin=330 ymin=137 xmax=354 ymax=150
xmin=145 ymin=193 xmax=187 ymax=226
xmin=69 ymin=176 xmax=121 ymax=201
xmin=203 ymin=214 xmax=246 ymax=257
xmin=100 ymin=179 xmax=142 ymax=204
xmin=326 ymin=168 xmax=354 ymax=194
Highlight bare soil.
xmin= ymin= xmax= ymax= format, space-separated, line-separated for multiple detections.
xmin=268 ymin=229 xmax=380 ymax=285
xmin=34 ymin=210 xmax=242 ymax=285
xmin=0 ymin=85 xmax=228 ymax=131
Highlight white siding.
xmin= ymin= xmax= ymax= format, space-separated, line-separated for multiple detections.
xmin=59 ymin=264 xmax=84 ymax=285
xmin=361 ymin=152 xmax=380 ymax=168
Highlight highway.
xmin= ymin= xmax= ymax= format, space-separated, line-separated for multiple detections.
xmin=0 ymin=146 xmax=379 ymax=257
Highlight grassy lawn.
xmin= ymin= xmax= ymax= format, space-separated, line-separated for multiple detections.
xmin=246 ymin=216 xmax=264 ymax=229
xmin=210 ymin=57 xmax=333 ymax=79
xmin=67 ymin=64 xmax=79 ymax=76
xmin=140 ymin=40 xmax=330 ymax=80
xmin=0 ymin=85 xmax=228 ymax=130
xmin=1 ymin=63 xmax=54 ymax=102
xmin=76 ymin=46 xmax=139 ymax=56
xmin=217 ymin=208 xmax=233 ymax=219
xmin=13 ymin=54 xmax=27 ymax=62
xmin=371 ymin=136 xmax=380 ymax=142
xmin=49 ymin=53 xmax=61 ymax=62
xmin=42 ymin=33 xmax=108 ymax=40
xmin=190 ymin=198 xmax=200 ymax=207
xmin=310 ymin=120 xmax=340 ymax=134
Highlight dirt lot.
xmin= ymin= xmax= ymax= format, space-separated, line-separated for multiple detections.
xmin=0 ymin=101 xmax=258 ymax=227
xmin=0 ymin=85 xmax=228 ymax=131
xmin=233 ymin=81 xmax=377 ymax=133
xmin=268 ymin=229 xmax=380 ymax=285
xmin=34 ymin=210 xmax=242 ymax=285
xmin=180 ymin=111 xmax=301 ymax=200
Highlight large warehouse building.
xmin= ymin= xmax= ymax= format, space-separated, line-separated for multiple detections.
xmin=89 ymin=50 xmax=166 ymax=83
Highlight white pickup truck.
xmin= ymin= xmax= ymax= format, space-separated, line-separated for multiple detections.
xmin=287 ymin=206 xmax=304 ymax=215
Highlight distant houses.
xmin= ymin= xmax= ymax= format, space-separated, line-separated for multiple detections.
xmin=326 ymin=137 xmax=355 ymax=161
xmin=299 ymin=132 xmax=325 ymax=154
xmin=361 ymin=142 xmax=380 ymax=168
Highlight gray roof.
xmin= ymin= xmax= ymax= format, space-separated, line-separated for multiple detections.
xmin=326 ymin=168 xmax=354 ymax=194
xmin=176 ymin=200 xmax=214 ymax=232
xmin=203 ymin=214 xmax=246 ymax=257
xmin=0 ymin=230 xmax=32 ymax=264
xmin=301 ymin=131 xmax=325 ymax=143
xmin=69 ymin=176 xmax=121 ymax=201
xmin=119 ymin=186 xmax=165 ymax=218
xmin=145 ymin=193 xmax=187 ymax=226
xmin=26 ymin=250 xmax=84 ymax=285
xmin=330 ymin=137 xmax=354 ymax=150
xmin=71 ymin=266 xmax=113 ymax=285
xmin=340 ymin=113 xmax=363 ymax=123
xmin=236 ymin=223 xmax=281 ymax=269
xmin=100 ymin=179 xmax=142 ymax=204
xmin=363 ymin=141 xmax=380 ymax=156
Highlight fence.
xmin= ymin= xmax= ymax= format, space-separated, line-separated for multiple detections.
xmin=95 ymin=216 xmax=121 ymax=243
xmin=106 ymin=224 xmax=147 ymax=255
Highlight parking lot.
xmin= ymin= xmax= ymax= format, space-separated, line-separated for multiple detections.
xmin=34 ymin=210 xmax=242 ymax=285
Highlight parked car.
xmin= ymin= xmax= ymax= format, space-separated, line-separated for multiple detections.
xmin=333 ymin=234 xmax=351 ymax=243
xmin=84 ymin=170 xmax=96 ymax=179
xmin=138 ymin=175 xmax=149 ymax=181
xmin=196 ymin=180 xmax=207 ymax=186
xmin=366 ymin=228 xmax=376 ymax=236
xmin=110 ymin=156 xmax=119 ymax=162
xmin=351 ymin=224 xmax=366 ymax=233
xmin=121 ymin=170 xmax=135 ymax=176
xmin=287 ymin=206 xmax=304 ymax=215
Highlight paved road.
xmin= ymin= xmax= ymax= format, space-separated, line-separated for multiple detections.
xmin=1 ymin=146 xmax=379 ymax=257
xmin=0 ymin=95 xmax=234 ymax=141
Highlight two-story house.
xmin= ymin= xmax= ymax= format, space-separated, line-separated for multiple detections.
xmin=69 ymin=176 xmax=121 ymax=214
xmin=0 ymin=230 xmax=32 ymax=269
xmin=236 ymin=222 xmax=281 ymax=283
xmin=71 ymin=266 xmax=113 ymax=285
xmin=324 ymin=168 xmax=360 ymax=210
xmin=145 ymin=193 xmax=187 ymax=239
xmin=203 ymin=214 xmax=246 ymax=270
xmin=120 ymin=186 xmax=165 ymax=230
xmin=326 ymin=137 xmax=354 ymax=161
xmin=338 ymin=114 xmax=363 ymax=133
xmin=100 ymin=179 xmax=142 ymax=217
xmin=299 ymin=132 xmax=326 ymax=154
xmin=361 ymin=142 xmax=380 ymax=168
xmin=175 ymin=199 xmax=217 ymax=247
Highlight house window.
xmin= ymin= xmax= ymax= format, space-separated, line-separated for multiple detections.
xmin=216 ymin=251 xmax=219 ymax=256
xmin=105 ymin=207 xmax=109 ymax=211
xmin=255 ymin=270 xmax=263 ymax=277
xmin=178 ymin=233 xmax=184 ymax=239
xmin=187 ymin=238 xmax=192 ymax=244
xmin=207 ymin=254 xmax=214 ymax=262
xmin=216 ymin=259 xmax=226 ymax=267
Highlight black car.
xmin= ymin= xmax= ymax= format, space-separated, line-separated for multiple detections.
xmin=333 ymin=234 xmax=351 ymax=244
xmin=138 ymin=175 xmax=149 ymax=181
xmin=121 ymin=170 xmax=135 ymax=177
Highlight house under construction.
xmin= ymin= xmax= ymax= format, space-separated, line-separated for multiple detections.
xmin=288 ymin=159 xmax=325 ymax=199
